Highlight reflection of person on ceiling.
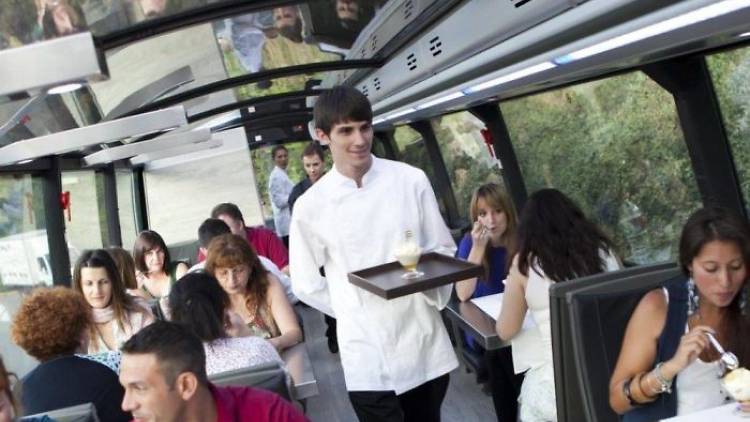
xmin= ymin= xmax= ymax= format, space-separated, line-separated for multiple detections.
xmin=227 ymin=11 xmax=273 ymax=75
xmin=261 ymin=6 xmax=339 ymax=89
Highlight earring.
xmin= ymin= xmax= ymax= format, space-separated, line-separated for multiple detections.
xmin=687 ymin=278 xmax=699 ymax=316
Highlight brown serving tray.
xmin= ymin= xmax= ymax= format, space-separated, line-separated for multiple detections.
xmin=347 ymin=252 xmax=483 ymax=300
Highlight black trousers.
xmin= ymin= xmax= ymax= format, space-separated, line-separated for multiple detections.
xmin=348 ymin=373 xmax=450 ymax=422
xmin=486 ymin=346 xmax=524 ymax=422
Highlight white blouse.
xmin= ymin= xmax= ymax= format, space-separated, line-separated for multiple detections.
xmin=290 ymin=156 xmax=458 ymax=394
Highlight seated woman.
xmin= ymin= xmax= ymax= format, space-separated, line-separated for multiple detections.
xmin=107 ymin=246 xmax=139 ymax=294
xmin=11 ymin=288 xmax=130 ymax=421
xmin=169 ymin=271 xmax=286 ymax=375
xmin=132 ymin=230 xmax=188 ymax=301
xmin=73 ymin=249 xmax=154 ymax=353
xmin=0 ymin=356 xmax=15 ymax=422
xmin=609 ymin=207 xmax=750 ymax=420
xmin=205 ymin=234 xmax=303 ymax=351
xmin=455 ymin=183 xmax=523 ymax=422
xmin=497 ymin=188 xmax=620 ymax=422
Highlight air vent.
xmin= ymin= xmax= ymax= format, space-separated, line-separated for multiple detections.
xmin=360 ymin=47 xmax=367 ymax=59
xmin=361 ymin=85 xmax=369 ymax=97
xmin=373 ymin=77 xmax=381 ymax=91
xmin=428 ymin=36 xmax=442 ymax=57
xmin=407 ymin=53 xmax=417 ymax=71
xmin=403 ymin=0 xmax=414 ymax=20
xmin=370 ymin=35 xmax=378 ymax=53
xmin=510 ymin=0 xmax=533 ymax=8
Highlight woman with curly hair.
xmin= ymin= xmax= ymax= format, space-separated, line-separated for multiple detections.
xmin=73 ymin=249 xmax=154 ymax=353
xmin=496 ymin=189 xmax=621 ymax=422
xmin=206 ymin=234 xmax=302 ymax=351
xmin=11 ymin=287 xmax=130 ymax=421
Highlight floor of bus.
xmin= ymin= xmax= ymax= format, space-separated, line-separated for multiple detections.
xmin=298 ymin=305 xmax=496 ymax=421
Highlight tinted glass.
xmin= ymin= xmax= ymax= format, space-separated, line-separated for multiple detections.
xmin=430 ymin=111 xmax=506 ymax=223
xmin=502 ymin=71 xmax=702 ymax=265
xmin=116 ymin=169 xmax=138 ymax=248
xmin=706 ymin=46 xmax=750 ymax=213
xmin=392 ymin=125 xmax=447 ymax=219
xmin=62 ymin=171 xmax=104 ymax=261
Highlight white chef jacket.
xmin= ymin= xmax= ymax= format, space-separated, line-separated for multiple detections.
xmin=268 ymin=166 xmax=294 ymax=237
xmin=290 ymin=156 xmax=458 ymax=394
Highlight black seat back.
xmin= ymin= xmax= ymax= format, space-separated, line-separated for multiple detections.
xmin=567 ymin=265 xmax=681 ymax=422
xmin=209 ymin=361 xmax=291 ymax=401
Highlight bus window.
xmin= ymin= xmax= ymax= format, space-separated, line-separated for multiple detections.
xmin=393 ymin=125 xmax=448 ymax=220
xmin=707 ymin=47 xmax=750 ymax=214
xmin=430 ymin=111 xmax=505 ymax=222
xmin=62 ymin=170 xmax=105 ymax=255
xmin=116 ymin=169 xmax=138 ymax=249
xmin=501 ymin=71 xmax=701 ymax=265
xmin=0 ymin=173 xmax=49 ymax=378
xmin=144 ymin=128 xmax=263 ymax=246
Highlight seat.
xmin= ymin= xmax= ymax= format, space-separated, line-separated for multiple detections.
xmin=20 ymin=402 xmax=99 ymax=422
xmin=209 ymin=361 xmax=291 ymax=401
xmin=567 ymin=266 xmax=682 ymax=422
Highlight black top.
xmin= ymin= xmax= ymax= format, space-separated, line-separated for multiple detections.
xmin=288 ymin=177 xmax=313 ymax=213
xmin=21 ymin=356 xmax=131 ymax=421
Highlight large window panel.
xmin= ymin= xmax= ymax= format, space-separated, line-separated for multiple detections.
xmin=62 ymin=171 xmax=105 ymax=261
xmin=501 ymin=71 xmax=701 ymax=265
xmin=250 ymin=141 xmax=310 ymax=226
xmin=393 ymin=125 xmax=448 ymax=220
xmin=0 ymin=174 xmax=48 ymax=377
xmin=707 ymin=47 xmax=750 ymax=211
xmin=116 ymin=169 xmax=138 ymax=249
xmin=430 ymin=112 xmax=506 ymax=222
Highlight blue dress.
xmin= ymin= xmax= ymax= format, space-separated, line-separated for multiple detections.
xmin=456 ymin=234 xmax=507 ymax=350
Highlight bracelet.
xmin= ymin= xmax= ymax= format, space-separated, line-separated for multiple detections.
xmin=652 ymin=362 xmax=673 ymax=394
xmin=623 ymin=377 xmax=640 ymax=407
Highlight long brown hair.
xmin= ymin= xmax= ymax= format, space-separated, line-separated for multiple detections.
xmin=469 ymin=183 xmax=518 ymax=281
xmin=107 ymin=247 xmax=138 ymax=290
xmin=0 ymin=355 xmax=16 ymax=417
xmin=679 ymin=207 xmax=750 ymax=366
xmin=73 ymin=249 xmax=145 ymax=351
xmin=205 ymin=234 xmax=270 ymax=318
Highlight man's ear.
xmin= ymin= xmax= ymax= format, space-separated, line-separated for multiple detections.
xmin=176 ymin=372 xmax=199 ymax=401
xmin=315 ymin=128 xmax=331 ymax=146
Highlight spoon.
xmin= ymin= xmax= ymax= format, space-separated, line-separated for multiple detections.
xmin=706 ymin=332 xmax=739 ymax=372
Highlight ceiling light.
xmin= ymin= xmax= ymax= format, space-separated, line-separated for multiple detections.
xmin=554 ymin=0 xmax=750 ymax=64
xmin=462 ymin=62 xmax=556 ymax=94
xmin=740 ymin=31 xmax=750 ymax=37
xmin=415 ymin=92 xmax=465 ymax=110
xmin=372 ymin=117 xmax=387 ymax=125
xmin=47 ymin=83 xmax=83 ymax=95
xmin=385 ymin=108 xmax=417 ymax=121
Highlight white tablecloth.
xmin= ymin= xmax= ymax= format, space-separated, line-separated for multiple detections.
xmin=661 ymin=403 xmax=748 ymax=421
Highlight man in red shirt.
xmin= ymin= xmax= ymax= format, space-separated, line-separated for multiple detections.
xmin=119 ymin=321 xmax=307 ymax=422
xmin=196 ymin=203 xmax=289 ymax=273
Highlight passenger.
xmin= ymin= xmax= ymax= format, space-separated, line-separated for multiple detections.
xmin=168 ymin=272 xmax=286 ymax=376
xmin=288 ymin=142 xmax=326 ymax=212
xmin=291 ymin=85 xmax=457 ymax=422
xmin=205 ymin=234 xmax=302 ymax=351
xmin=609 ymin=207 xmax=750 ymax=420
xmin=119 ymin=321 xmax=307 ymax=421
xmin=107 ymin=246 xmax=139 ymax=292
xmin=42 ymin=0 xmax=86 ymax=38
xmin=268 ymin=145 xmax=294 ymax=248
xmin=455 ymin=183 xmax=523 ymax=422
xmin=497 ymin=188 xmax=619 ymax=422
xmin=0 ymin=356 xmax=16 ymax=422
xmin=11 ymin=287 xmax=130 ymax=421
xmin=286 ymin=142 xmax=337 ymax=353
xmin=189 ymin=218 xmax=297 ymax=304
xmin=72 ymin=249 xmax=154 ymax=353
xmin=133 ymin=230 xmax=188 ymax=301
xmin=199 ymin=202 xmax=289 ymax=274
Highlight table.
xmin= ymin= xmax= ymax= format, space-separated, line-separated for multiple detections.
xmin=661 ymin=403 xmax=747 ymax=421
xmin=443 ymin=296 xmax=508 ymax=351
xmin=281 ymin=342 xmax=319 ymax=400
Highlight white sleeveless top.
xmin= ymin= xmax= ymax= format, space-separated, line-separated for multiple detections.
xmin=676 ymin=348 xmax=732 ymax=414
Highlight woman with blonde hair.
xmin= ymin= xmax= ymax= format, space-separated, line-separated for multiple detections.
xmin=206 ymin=234 xmax=302 ymax=351
xmin=456 ymin=182 xmax=522 ymax=422
xmin=73 ymin=249 xmax=154 ymax=353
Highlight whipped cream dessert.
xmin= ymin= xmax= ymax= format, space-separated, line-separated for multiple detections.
xmin=395 ymin=241 xmax=421 ymax=268
xmin=723 ymin=367 xmax=750 ymax=401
